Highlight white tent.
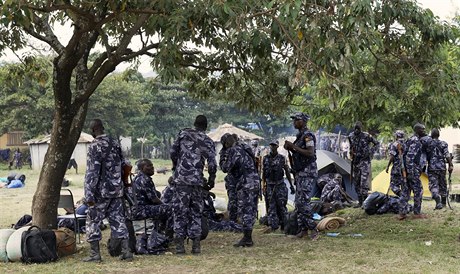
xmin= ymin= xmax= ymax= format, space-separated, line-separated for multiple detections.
xmin=207 ymin=123 xmax=263 ymax=163
xmin=25 ymin=132 xmax=94 ymax=171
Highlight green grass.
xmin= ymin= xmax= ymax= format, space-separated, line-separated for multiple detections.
xmin=2 ymin=160 xmax=460 ymax=273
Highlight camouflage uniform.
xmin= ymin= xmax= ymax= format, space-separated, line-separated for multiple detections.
xmin=398 ymin=135 xmax=428 ymax=215
xmin=348 ymin=131 xmax=380 ymax=203
xmin=376 ymin=196 xmax=401 ymax=214
xmin=427 ymin=139 xmax=450 ymax=199
xmin=263 ymin=153 xmax=288 ymax=230
xmin=161 ymin=185 xmax=174 ymax=204
xmin=320 ymin=178 xmax=342 ymax=204
xmin=132 ymin=171 xmax=172 ymax=230
xmin=202 ymin=190 xmax=243 ymax=233
xmin=84 ymin=135 xmax=129 ymax=242
xmin=388 ymin=139 xmax=406 ymax=197
xmin=170 ymin=128 xmax=217 ymax=240
xmin=292 ymin=129 xmax=317 ymax=232
xmin=221 ymin=144 xmax=260 ymax=231
xmin=220 ymin=148 xmax=238 ymax=222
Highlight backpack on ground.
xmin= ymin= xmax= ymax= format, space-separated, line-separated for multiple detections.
xmin=284 ymin=211 xmax=298 ymax=236
xmin=53 ymin=227 xmax=76 ymax=258
xmin=21 ymin=226 xmax=58 ymax=264
xmin=363 ymin=192 xmax=388 ymax=215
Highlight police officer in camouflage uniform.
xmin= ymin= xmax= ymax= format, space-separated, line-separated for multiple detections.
xmin=427 ymin=128 xmax=453 ymax=209
xmin=131 ymin=159 xmax=173 ymax=234
xmin=348 ymin=121 xmax=380 ymax=206
xmin=320 ymin=174 xmax=345 ymax=204
xmin=170 ymin=115 xmax=217 ymax=254
xmin=385 ymin=130 xmax=406 ymax=197
xmin=284 ymin=112 xmax=319 ymax=240
xmin=262 ymin=140 xmax=294 ymax=233
xmin=220 ymin=133 xmax=238 ymax=222
xmin=398 ymin=123 xmax=429 ymax=220
xmin=220 ymin=134 xmax=260 ymax=247
xmin=83 ymin=119 xmax=133 ymax=262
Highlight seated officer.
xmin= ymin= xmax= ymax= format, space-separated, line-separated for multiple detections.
xmin=132 ymin=159 xmax=172 ymax=233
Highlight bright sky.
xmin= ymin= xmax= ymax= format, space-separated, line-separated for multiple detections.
xmin=417 ymin=0 xmax=460 ymax=20
xmin=1 ymin=1 xmax=459 ymax=74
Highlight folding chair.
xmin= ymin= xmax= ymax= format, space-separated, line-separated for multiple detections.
xmin=58 ymin=189 xmax=86 ymax=243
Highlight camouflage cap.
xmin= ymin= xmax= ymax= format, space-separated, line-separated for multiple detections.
xmin=394 ymin=130 xmax=405 ymax=139
xmin=290 ymin=112 xmax=310 ymax=121
xmin=269 ymin=140 xmax=279 ymax=146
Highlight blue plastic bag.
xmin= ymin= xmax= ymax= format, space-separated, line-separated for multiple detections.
xmin=6 ymin=179 xmax=24 ymax=188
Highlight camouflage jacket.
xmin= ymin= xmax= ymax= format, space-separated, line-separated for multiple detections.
xmin=133 ymin=171 xmax=160 ymax=206
xmin=348 ymin=131 xmax=380 ymax=162
xmin=84 ymin=135 xmax=126 ymax=203
xmin=170 ymin=128 xmax=217 ymax=186
xmin=427 ymin=139 xmax=450 ymax=171
xmin=404 ymin=134 xmax=429 ymax=174
xmin=221 ymin=144 xmax=260 ymax=191
xmin=262 ymin=153 xmax=286 ymax=183
xmin=389 ymin=139 xmax=406 ymax=176
xmin=291 ymin=128 xmax=317 ymax=173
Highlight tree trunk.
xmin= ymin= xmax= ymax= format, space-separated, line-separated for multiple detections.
xmin=31 ymin=64 xmax=88 ymax=229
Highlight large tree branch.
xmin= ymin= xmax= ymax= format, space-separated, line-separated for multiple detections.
xmin=21 ymin=13 xmax=64 ymax=54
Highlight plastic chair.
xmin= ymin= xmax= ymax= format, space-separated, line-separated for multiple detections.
xmin=58 ymin=189 xmax=86 ymax=243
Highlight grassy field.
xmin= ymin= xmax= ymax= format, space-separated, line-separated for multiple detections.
xmin=1 ymin=159 xmax=460 ymax=273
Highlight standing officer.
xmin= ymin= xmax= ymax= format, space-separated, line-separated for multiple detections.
xmin=262 ymin=140 xmax=294 ymax=233
xmin=219 ymin=133 xmax=238 ymax=222
xmin=221 ymin=134 xmax=260 ymax=247
xmin=83 ymin=118 xmax=133 ymax=262
xmin=385 ymin=130 xmax=406 ymax=197
xmin=284 ymin=112 xmax=319 ymax=240
xmin=398 ymin=123 xmax=428 ymax=220
xmin=170 ymin=115 xmax=217 ymax=254
xmin=348 ymin=121 xmax=380 ymax=206
xmin=427 ymin=128 xmax=453 ymax=209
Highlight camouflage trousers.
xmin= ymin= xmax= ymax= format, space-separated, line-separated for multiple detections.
xmin=86 ymin=197 xmax=128 ymax=242
xmin=294 ymin=173 xmax=317 ymax=231
xmin=134 ymin=204 xmax=173 ymax=231
xmin=266 ymin=182 xmax=288 ymax=230
xmin=172 ymin=185 xmax=203 ymax=239
xmin=428 ymin=170 xmax=447 ymax=199
xmin=225 ymin=176 xmax=238 ymax=222
xmin=352 ymin=160 xmax=371 ymax=200
xmin=389 ymin=174 xmax=405 ymax=197
xmin=237 ymin=188 xmax=258 ymax=230
xmin=398 ymin=170 xmax=423 ymax=215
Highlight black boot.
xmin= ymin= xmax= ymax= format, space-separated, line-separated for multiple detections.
xmin=175 ymin=237 xmax=185 ymax=254
xmin=233 ymin=230 xmax=253 ymax=247
xmin=434 ymin=196 xmax=443 ymax=210
xmin=441 ymin=196 xmax=447 ymax=207
xmin=191 ymin=238 xmax=201 ymax=254
xmin=119 ymin=238 xmax=134 ymax=261
xmin=83 ymin=241 xmax=101 ymax=262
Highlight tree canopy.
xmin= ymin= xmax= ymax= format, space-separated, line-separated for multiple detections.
xmin=0 ymin=0 xmax=458 ymax=228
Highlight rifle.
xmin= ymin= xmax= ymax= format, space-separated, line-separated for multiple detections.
xmin=256 ymin=156 xmax=263 ymax=201
xmin=287 ymin=150 xmax=296 ymax=182
xmin=447 ymin=170 xmax=453 ymax=210
xmin=397 ymin=143 xmax=407 ymax=186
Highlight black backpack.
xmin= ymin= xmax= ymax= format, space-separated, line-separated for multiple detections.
xmin=284 ymin=211 xmax=298 ymax=236
xmin=363 ymin=192 xmax=388 ymax=215
xmin=21 ymin=226 xmax=58 ymax=264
